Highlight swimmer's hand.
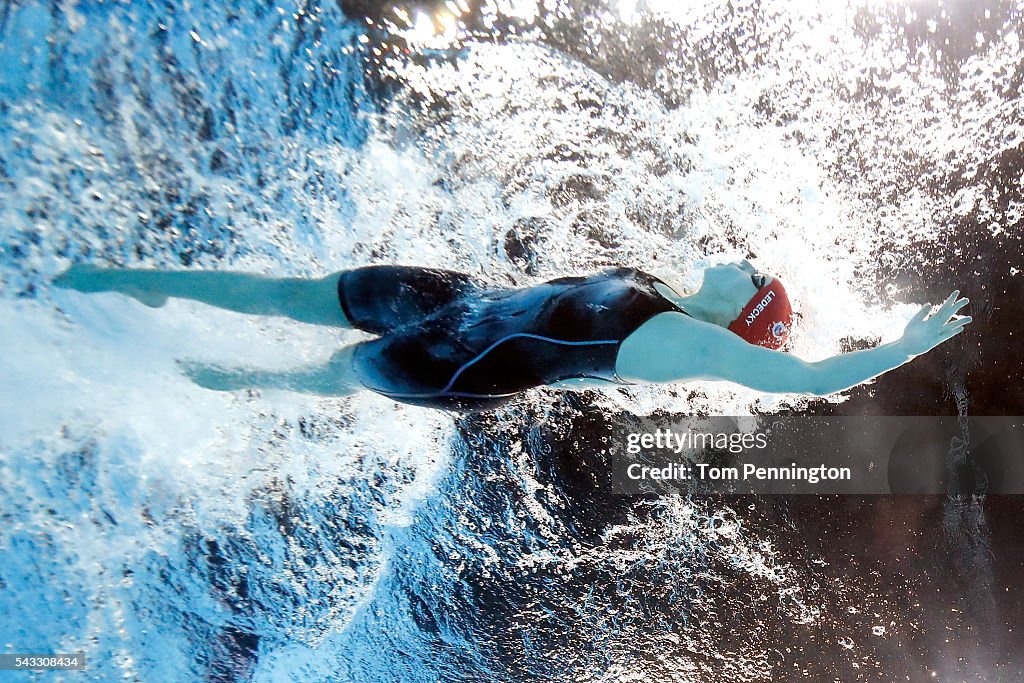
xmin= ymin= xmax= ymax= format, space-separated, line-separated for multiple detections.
xmin=899 ymin=290 xmax=971 ymax=357
xmin=53 ymin=264 xmax=168 ymax=308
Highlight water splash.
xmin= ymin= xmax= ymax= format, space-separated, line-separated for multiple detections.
xmin=941 ymin=365 xmax=999 ymax=679
xmin=2 ymin=0 xmax=1020 ymax=680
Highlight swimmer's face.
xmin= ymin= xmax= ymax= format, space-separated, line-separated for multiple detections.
xmin=700 ymin=260 xmax=764 ymax=318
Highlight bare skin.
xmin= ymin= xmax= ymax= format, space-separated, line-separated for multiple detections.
xmin=53 ymin=261 xmax=972 ymax=399
xmin=53 ymin=264 xmax=349 ymax=327
xmin=177 ymin=346 xmax=360 ymax=396
xmin=53 ymin=264 xmax=357 ymax=395
xmin=617 ymin=267 xmax=970 ymax=396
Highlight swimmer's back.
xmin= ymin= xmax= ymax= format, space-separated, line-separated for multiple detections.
xmin=340 ymin=266 xmax=685 ymax=410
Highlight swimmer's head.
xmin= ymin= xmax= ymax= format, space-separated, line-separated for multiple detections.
xmin=699 ymin=261 xmax=793 ymax=349
xmin=728 ymin=266 xmax=793 ymax=349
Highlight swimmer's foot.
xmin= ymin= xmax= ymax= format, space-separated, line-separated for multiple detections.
xmin=53 ymin=264 xmax=169 ymax=308
xmin=179 ymin=361 xmax=252 ymax=392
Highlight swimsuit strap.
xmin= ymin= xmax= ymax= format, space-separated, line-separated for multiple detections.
xmin=642 ymin=272 xmax=689 ymax=316
xmin=609 ymin=270 xmax=689 ymax=385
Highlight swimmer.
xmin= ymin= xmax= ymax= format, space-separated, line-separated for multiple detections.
xmin=53 ymin=261 xmax=971 ymax=411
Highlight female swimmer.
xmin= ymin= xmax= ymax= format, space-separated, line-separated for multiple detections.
xmin=54 ymin=261 xmax=971 ymax=411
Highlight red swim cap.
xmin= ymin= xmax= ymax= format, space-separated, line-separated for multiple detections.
xmin=727 ymin=277 xmax=793 ymax=349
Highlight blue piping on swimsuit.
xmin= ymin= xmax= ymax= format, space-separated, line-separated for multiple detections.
xmin=365 ymin=332 xmax=622 ymax=400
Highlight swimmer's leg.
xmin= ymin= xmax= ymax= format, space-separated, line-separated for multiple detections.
xmin=53 ymin=264 xmax=350 ymax=328
xmin=181 ymin=345 xmax=361 ymax=396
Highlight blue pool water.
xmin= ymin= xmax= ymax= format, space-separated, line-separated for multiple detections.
xmin=2 ymin=1 xmax=1023 ymax=680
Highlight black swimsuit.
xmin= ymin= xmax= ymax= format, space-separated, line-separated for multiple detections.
xmin=338 ymin=265 xmax=686 ymax=411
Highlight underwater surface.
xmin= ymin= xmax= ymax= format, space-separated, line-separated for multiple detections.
xmin=1 ymin=0 xmax=1023 ymax=680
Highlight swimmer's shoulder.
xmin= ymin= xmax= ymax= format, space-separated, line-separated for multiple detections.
xmin=615 ymin=310 xmax=721 ymax=383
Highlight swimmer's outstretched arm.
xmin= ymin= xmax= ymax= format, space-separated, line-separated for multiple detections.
xmin=181 ymin=346 xmax=360 ymax=396
xmin=618 ymin=290 xmax=971 ymax=396
xmin=53 ymin=264 xmax=349 ymax=328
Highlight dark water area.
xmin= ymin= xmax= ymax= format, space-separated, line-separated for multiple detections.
xmin=3 ymin=0 xmax=1023 ymax=680
xmin=336 ymin=0 xmax=1024 ymax=679
xmin=818 ymin=6 xmax=1024 ymax=677
xmin=431 ymin=402 xmax=1024 ymax=680
xmin=813 ymin=6 xmax=1024 ymax=674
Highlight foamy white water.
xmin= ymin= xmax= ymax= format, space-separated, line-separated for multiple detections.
xmin=1 ymin=0 xmax=1020 ymax=680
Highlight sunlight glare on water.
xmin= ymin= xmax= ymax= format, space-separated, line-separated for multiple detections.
xmin=1 ymin=0 xmax=1021 ymax=680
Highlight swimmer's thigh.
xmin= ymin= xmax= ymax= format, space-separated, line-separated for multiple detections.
xmin=351 ymin=327 xmax=485 ymax=409
xmin=337 ymin=265 xmax=481 ymax=335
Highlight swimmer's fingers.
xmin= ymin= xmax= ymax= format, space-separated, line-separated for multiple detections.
xmin=941 ymin=296 xmax=970 ymax=319
xmin=931 ymin=304 xmax=969 ymax=327
xmin=937 ymin=318 xmax=971 ymax=342
xmin=930 ymin=290 xmax=962 ymax=320
xmin=936 ymin=325 xmax=966 ymax=344
xmin=947 ymin=315 xmax=972 ymax=330
xmin=909 ymin=304 xmax=931 ymax=324
xmin=902 ymin=293 xmax=970 ymax=354
xmin=922 ymin=293 xmax=968 ymax=328
xmin=896 ymin=293 xmax=966 ymax=326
